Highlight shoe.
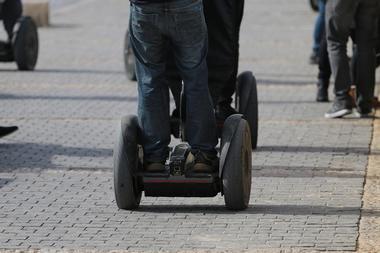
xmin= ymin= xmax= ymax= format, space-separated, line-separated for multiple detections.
xmin=316 ymin=79 xmax=329 ymax=102
xmin=309 ymin=51 xmax=319 ymax=65
xmin=325 ymin=100 xmax=352 ymax=119
xmin=215 ymin=102 xmax=237 ymax=122
xmin=0 ymin=126 xmax=18 ymax=138
xmin=144 ymin=161 xmax=166 ymax=172
xmin=191 ymin=151 xmax=218 ymax=173
xmin=354 ymin=109 xmax=374 ymax=119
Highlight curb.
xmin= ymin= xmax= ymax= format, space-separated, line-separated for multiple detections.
xmin=357 ymin=87 xmax=380 ymax=252
xmin=23 ymin=0 xmax=49 ymax=27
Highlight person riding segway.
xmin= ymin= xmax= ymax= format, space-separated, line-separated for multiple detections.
xmin=114 ymin=0 xmax=252 ymax=210
xmin=123 ymin=0 xmax=259 ymax=149
xmin=0 ymin=0 xmax=39 ymax=70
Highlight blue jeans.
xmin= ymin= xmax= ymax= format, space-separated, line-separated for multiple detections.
xmin=129 ymin=0 xmax=218 ymax=162
xmin=312 ymin=0 xmax=326 ymax=53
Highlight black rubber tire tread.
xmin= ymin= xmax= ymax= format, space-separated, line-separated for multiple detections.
xmin=124 ymin=30 xmax=137 ymax=81
xmin=13 ymin=17 xmax=39 ymax=71
xmin=222 ymin=118 xmax=252 ymax=211
xmin=114 ymin=115 xmax=142 ymax=210
xmin=309 ymin=0 xmax=318 ymax=12
xmin=237 ymin=71 xmax=259 ymax=150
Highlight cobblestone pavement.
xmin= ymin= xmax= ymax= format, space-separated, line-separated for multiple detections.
xmin=0 ymin=0 xmax=378 ymax=251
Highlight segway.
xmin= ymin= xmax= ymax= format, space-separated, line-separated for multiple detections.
xmin=0 ymin=16 xmax=39 ymax=70
xmin=114 ymin=87 xmax=252 ymax=210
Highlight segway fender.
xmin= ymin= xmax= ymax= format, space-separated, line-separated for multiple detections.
xmin=219 ymin=114 xmax=243 ymax=178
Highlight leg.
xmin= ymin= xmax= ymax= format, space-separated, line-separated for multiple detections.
xmin=325 ymin=0 xmax=357 ymax=117
xmin=354 ymin=0 xmax=378 ymax=114
xmin=316 ymin=1 xmax=331 ymax=102
xmin=204 ymin=0 xmax=244 ymax=108
xmin=2 ymin=0 xmax=22 ymax=41
xmin=317 ymin=29 xmax=332 ymax=101
xmin=311 ymin=0 xmax=326 ymax=63
xmin=170 ymin=0 xmax=217 ymax=156
xmin=129 ymin=5 xmax=171 ymax=163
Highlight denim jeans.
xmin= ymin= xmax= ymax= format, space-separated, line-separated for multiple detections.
xmin=326 ymin=0 xmax=378 ymax=111
xmin=312 ymin=0 xmax=326 ymax=53
xmin=129 ymin=0 xmax=217 ymax=162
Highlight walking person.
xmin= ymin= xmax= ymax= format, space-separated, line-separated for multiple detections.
xmin=0 ymin=0 xmax=22 ymax=41
xmin=325 ymin=0 xmax=379 ymax=118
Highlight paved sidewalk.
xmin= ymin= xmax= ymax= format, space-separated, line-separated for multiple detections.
xmin=0 ymin=0 xmax=378 ymax=251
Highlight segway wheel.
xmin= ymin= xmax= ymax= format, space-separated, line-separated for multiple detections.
xmin=309 ymin=0 xmax=319 ymax=12
xmin=236 ymin=71 xmax=258 ymax=149
xmin=221 ymin=115 xmax=252 ymax=211
xmin=114 ymin=115 xmax=142 ymax=210
xmin=12 ymin=17 xmax=39 ymax=71
xmin=124 ymin=30 xmax=137 ymax=81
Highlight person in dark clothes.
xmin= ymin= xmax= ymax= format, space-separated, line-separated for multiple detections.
xmin=0 ymin=0 xmax=22 ymax=41
xmin=325 ymin=0 xmax=379 ymax=118
xmin=167 ymin=0 xmax=245 ymax=122
xmin=0 ymin=1 xmax=20 ymax=137
xmin=129 ymin=0 xmax=218 ymax=172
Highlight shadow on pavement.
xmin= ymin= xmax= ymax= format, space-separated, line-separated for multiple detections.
xmin=254 ymin=165 xmax=365 ymax=178
xmin=0 ymin=93 xmax=137 ymax=102
xmin=0 ymin=142 xmax=112 ymax=172
xmin=257 ymin=145 xmax=370 ymax=155
xmin=137 ymin=204 xmax=379 ymax=217
xmin=257 ymin=78 xmax=315 ymax=86
xmin=0 ymin=68 xmax=125 ymax=75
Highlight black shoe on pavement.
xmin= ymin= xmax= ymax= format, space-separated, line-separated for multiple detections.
xmin=355 ymin=108 xmax=374 ymax=119
xmin=316 ymin=79 xmax=329 ymax=102
xmin=0 ymin=126 xmax=18 ymax=138
xmin=325 ymin=100 xmax=352 ymax=119
xmin=190 ymin=151 xmax=218 ymax=173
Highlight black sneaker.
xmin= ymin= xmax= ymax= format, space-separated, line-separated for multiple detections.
xmin=191 ymin=151 xmax=218 ymax=173
xmin=0 ymin=126 xmax=18 ymax=138
xmin=355 ymin=108 xmax=374 ymax=118
xmin=325 ymin=100 xmax=352 ymax=119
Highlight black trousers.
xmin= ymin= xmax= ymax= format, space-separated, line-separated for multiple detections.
xmin=167 ymin=0 xmax=245 ymax=108
xmin=0 ymin=0 xmax=22 ymax=40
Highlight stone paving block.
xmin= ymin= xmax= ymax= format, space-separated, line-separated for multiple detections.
xmin=0 ymin=0 xmax=378 ymax=251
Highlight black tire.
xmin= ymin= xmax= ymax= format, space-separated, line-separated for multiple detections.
xmin=236 ymin=71 xmax=258 ymax=150
xmin=309 ymin=0 xmax=318 ymax=12
xmin=124 ymin=30 xmax=137 ymax=81
xmin=114 ymin=115 xmax=142 ymax=210
xmin=221 ymin=116 xmax=252 ymax=211
xmin=12 ymin=17 xmax=39 ymax=71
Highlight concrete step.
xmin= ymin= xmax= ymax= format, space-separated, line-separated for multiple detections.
xmin=22 ymin=0 xmax=49 ymax=27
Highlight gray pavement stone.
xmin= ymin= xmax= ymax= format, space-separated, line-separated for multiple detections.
xmin=0 ymin=0 xmax=379 ymax=251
